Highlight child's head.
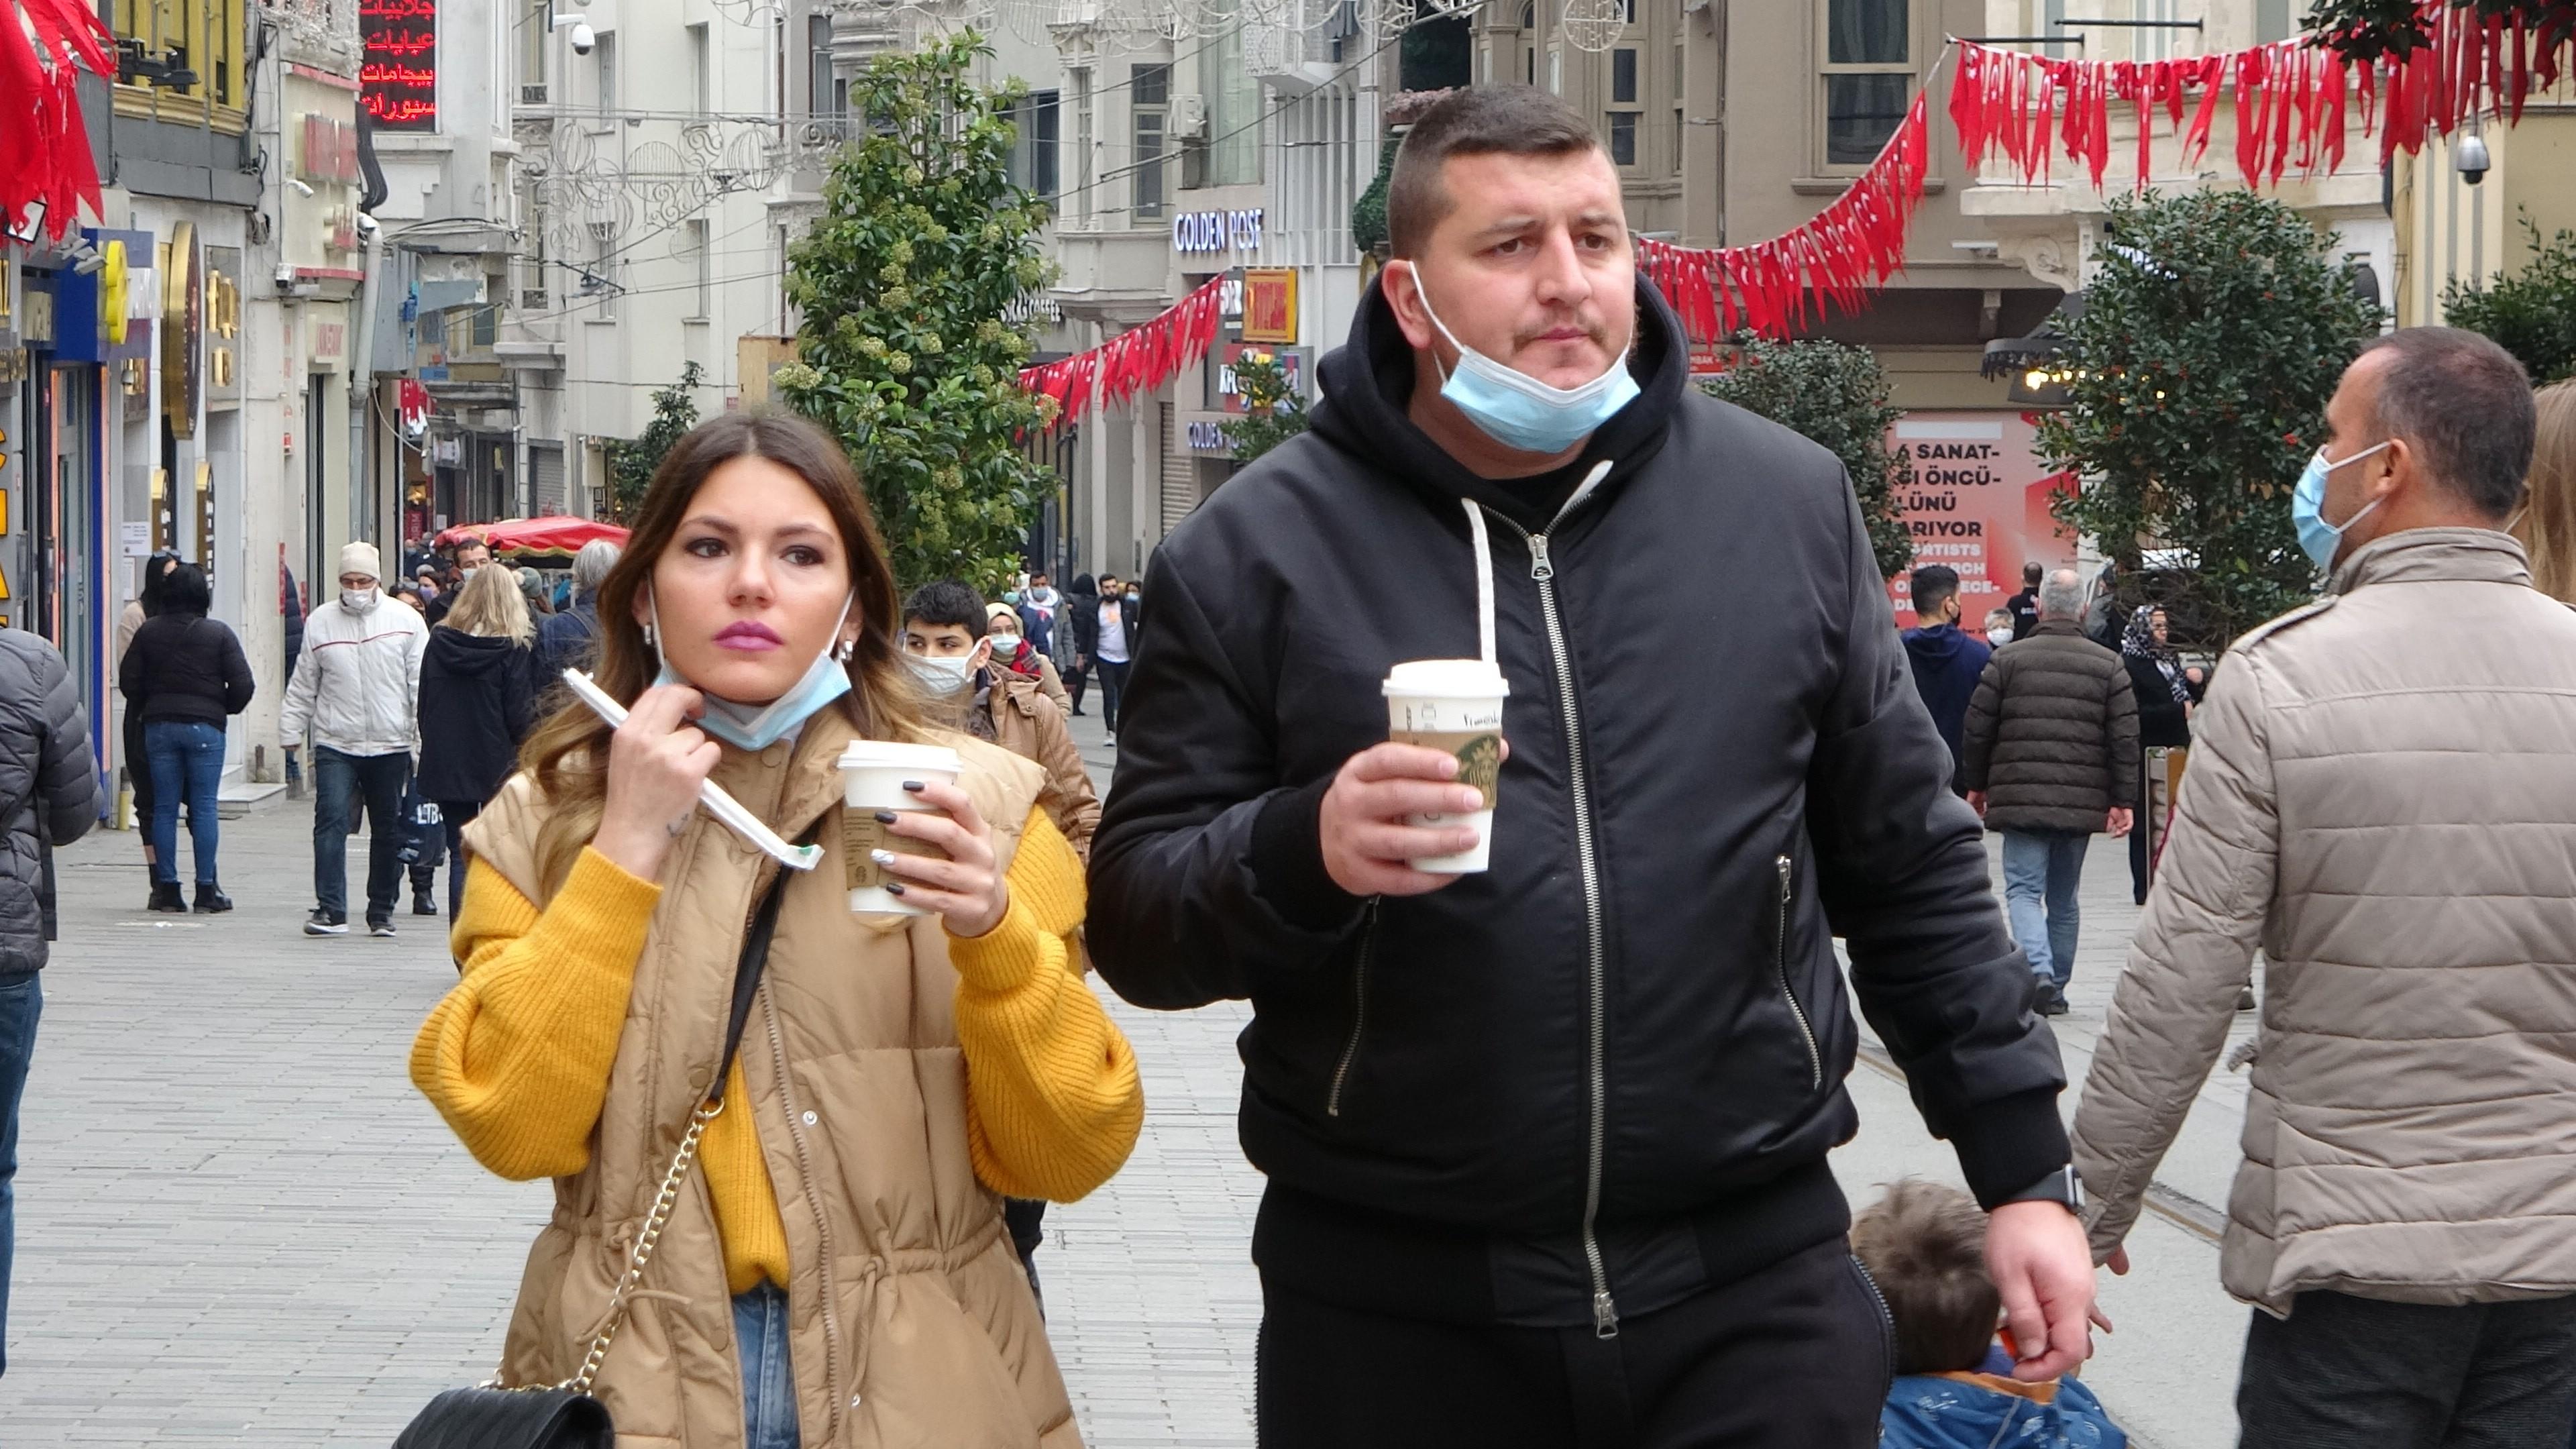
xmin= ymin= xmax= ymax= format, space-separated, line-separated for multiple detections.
xmin=1851 ymin=1180 xmax=2001 ymax=1375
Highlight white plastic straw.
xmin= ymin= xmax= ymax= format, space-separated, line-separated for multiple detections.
xmin=559 ymin=669 xmax=824 ymax=872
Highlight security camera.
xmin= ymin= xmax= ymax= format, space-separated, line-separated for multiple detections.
xmin=286 ymin=177 xmax=315 ymax=197
xmin=568 ymin=20 xmax=595 ymax=54
xmin=2455 ymin=126 xmax=2490 ymax=186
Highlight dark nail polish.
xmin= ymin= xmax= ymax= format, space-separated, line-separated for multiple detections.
xmin=874 ymin=810 xmax=898 ymax=824
xmin=884 ymin=881 xmax=906 ymax=896
xmin=901 ymin=780 xmax=925 ymax=792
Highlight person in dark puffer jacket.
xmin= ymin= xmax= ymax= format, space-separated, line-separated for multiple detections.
xmin=119 ymin=565 xmax=255 ymax=912
xmin=1960 ymin=569 xmax=2139 ymax=1016
xmin=0 ymin=625 xmax=97 ymax=1378
xmin=413 ymin=563 xmax=539 ymax=919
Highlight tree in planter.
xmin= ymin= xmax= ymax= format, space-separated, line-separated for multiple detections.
xmin=2443 ymin=217 xmax=2576 ymax=384
xmin=2039 ymin=189 xmax=2380 ymax=649
xmin=773 ymin=34 xmax=1054 ymax=592
xmin=1225 ymin=349 xmax=1307 ymax=464
xmin=1697 ymin=335 xmax=1914 ymax=580
xmin=604 ymin=361 xmax=705 ymax=523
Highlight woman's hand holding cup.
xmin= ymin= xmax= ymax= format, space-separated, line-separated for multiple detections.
xmin=869 ymin=780 xmax=1009 ymax=938
xmin=594 ymin=684 xmax=723 ymax=881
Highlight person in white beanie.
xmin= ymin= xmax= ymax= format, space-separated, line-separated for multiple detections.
xmin=279 ymin=541 xmax=429 ymax=936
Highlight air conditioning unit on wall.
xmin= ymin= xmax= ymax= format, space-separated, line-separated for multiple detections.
xmin=1170 ymin=95 xmax=1207 ymax=140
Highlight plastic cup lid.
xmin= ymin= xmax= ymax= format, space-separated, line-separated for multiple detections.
xmin=1382 ymin=658 xmax=1510 ymax=698
xmin=837 ymin=741 xmax=965 ymax=775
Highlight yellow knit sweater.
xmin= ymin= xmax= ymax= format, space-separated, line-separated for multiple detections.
xmin=410 ymin=809 xmax=1142 ymax=1295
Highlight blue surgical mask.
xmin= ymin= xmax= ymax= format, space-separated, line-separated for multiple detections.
xmin=2292 ymin=440 xmax=2394 ymax=570
xmin=1412 ymin=276 xmax=1641 ymax=456
xmin=649 ymin=592 xmax=857 ymax=751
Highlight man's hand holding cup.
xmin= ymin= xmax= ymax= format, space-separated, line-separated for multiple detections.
xmin=1320 ymin=745 xmax=1493 ymax=896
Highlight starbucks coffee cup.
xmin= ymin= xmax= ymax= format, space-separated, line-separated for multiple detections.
xmin=838 ymin=741 xmax=964 ymax=914
xmin=1383 ymin=659 xmax=1510 ymax=873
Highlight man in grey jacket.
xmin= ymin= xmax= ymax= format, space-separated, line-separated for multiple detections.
xmin=280 ymin=541 xmax=427 ymax=938
xmin=2072 ymin=328 xmax=2576 ymax=1447
xmin=0 ymin=628 xmax=96 ymax=1377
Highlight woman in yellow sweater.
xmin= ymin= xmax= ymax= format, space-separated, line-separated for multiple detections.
xmin=411 ymin=412 xmax=1141 ymax=1449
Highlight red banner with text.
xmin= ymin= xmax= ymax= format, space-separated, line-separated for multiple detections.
xmin=1886 ymin=411 xmax=2078 ymax=635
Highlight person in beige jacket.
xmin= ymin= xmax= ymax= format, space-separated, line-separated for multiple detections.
xmin=2071 ymin=328 xmax=2576 ymax=1448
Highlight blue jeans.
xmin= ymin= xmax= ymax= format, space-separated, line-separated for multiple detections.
xmin=734 ymin=1282 xmax=802 ymax=1448
xmin=2002 ymin=830 xmax=2088 ymax=991
xmin=144 ymin=720 xmax=226 ymax=885
xmin=0 ymin=973 xmax=41 ymax=1378
xmin=312 ymin=747 xmax=410 ymax=921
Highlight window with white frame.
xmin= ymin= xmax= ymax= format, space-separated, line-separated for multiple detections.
xmin=594 ymin=30 xmax=617 ymax=116
xmin=1132 ymin=62 xmax=1171 ymax=223
xmin=688 ymin=23 xmax=709 ymax=113
xmin=684 ymin=219 xmax=710 ymax=320
xmin=1820 ymin=0 xmax=1909 ymax=167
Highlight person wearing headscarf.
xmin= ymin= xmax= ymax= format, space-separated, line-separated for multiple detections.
xmin=2120 ymin=604 xmax=2192 ymax=905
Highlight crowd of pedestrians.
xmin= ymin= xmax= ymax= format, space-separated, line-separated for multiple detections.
xmin=3 ymin=81 xmax=2576 ymax=1449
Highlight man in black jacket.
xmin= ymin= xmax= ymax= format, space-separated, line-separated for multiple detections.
xmin=1089 ymin=87 xmax=2094 ymax=1446
xmin=0 ymin=627 xmax=95 ymax=1378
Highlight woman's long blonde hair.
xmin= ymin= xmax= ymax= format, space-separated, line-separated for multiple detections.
xmin=517 ymin=411 xmax=930 ymax=894
xmin=441 ymin=559 xmax=535 ymax=644
xmin=2521 ymin=380 xmax=2576 ymax=604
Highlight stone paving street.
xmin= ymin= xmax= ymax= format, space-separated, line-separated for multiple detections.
xmin=0 ymin=709 xmax=2260 ymax=1446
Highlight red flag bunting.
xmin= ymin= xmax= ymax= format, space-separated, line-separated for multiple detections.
xmin=1 ymin=0 xmax=117 ymax=246
xmin=1019 ymin=273 xmax=1228 ymax=431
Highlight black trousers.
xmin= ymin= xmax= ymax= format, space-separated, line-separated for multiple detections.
xmin=2238 ymin=1290 xmax=2576 ymax=1449
xmin=1257 ymin=1237 xmax=1888 ymax=1449
xmin=1095 ymin=658 xmax=1131 ymax=731
xmin=1065 ymin=660 xmax=1088 ymax=714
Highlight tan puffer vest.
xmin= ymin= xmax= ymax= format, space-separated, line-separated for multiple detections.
xmin=463 ymin=708 xmax=1079 ymax=1449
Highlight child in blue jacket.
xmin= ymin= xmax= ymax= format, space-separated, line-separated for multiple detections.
xmin=1854 ymin=1180 xmax=2127 ymax=1449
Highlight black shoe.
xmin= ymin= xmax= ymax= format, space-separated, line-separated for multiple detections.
xmin=369 ymin=918 xmax=398 ymax=938
xmin=193 ymin=883 xmax=233 ymax=914
xmin=148 ymin=881 xmax=188 ymax=914
xmin=1069 ymin=708 xmax=1086 ymax=716
xmin=304 ymin=908 xmax=349 ymax=936
xmin=2035 ymin=989 xmax=2070 ymax=1017
xmin=413 ymin=889 xmax=439 ymax=917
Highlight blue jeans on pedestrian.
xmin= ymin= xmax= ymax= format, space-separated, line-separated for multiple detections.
xmin=312 ymin=746 xmax=410 ymax=922
xmin=2002 ymin=830 xmax=2089 ymax=991
xmin=144 ymin=720 xmax=227 ymax=886
xmin=734 ymin=1281 xmax=802 ymax=1448
xmin=0 ymin=973 xmax=41 ymax=1379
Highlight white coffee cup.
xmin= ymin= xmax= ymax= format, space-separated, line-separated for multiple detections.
xmin=838 ymin=741 xmax=964 ymax=914
xmin=1382 ymin=659 xmax=1510 ymax=873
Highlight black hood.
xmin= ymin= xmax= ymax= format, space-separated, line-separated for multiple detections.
xmin=1309 ymin=274 xmax=1689 ymax=534
xmin=429 ymin=627 xmax=525 ymax=678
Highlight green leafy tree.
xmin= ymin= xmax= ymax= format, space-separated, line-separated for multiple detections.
xmin=1225 ymin=348 xmax=1309 ymax=464
xmin=2039 ymin=190 xmax=2380 ymax=649
xmin=775 ymin=34 xmax=1053 ymax=592
xmin=1698 ymin=335 xmax=1914 ymax=579
xmin=605 ymin=361 xmax=705 ymax=523
xmin=2303 ymin=1 xmax=2575 ymax=62
xmin=2441 ymin=217 xmax=2576 ymax=384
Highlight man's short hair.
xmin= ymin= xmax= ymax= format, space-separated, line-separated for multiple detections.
xmin=2023 ymin=561 xmax=2045 ymax=587
xmin=1909 ymin=565 xmax=1960 ymax=621
xmin=1851 ymin=1180 xmax=2000 ymax=1375
xmin=453 ymin=535 xmax=489 ymax=555
xmin=2359 ymin=327 xmax=2536 ymax=519
xmin=2039 ymin=568 xmax=2086 ymax=621
xmin=571 ymin=538 xmax=620 ymax=595
xmin=1388 ymin=87 xmax=1604 ymax=258
xmin=903 ymin=580 xmax=987 ymax=639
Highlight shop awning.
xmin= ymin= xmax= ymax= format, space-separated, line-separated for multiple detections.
xmin=434 ymin=517 xmax=630 ymax=560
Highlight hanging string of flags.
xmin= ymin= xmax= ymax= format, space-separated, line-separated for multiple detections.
xmin=0 ymin=0 xmax=117 ymax=246
xmin=1020 ymin=275 xmax=1228 ymax=431
xmin=1638 ymin=90 xmax=1931 ymax=344
xmin=1022 ymin=9 xmax=2566 ymax=415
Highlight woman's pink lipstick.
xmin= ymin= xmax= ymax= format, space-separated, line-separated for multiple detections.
xmin=712 ymin=620 xmax=784 ymax=652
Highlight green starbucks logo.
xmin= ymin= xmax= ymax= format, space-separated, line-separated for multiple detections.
xmin=1456 ymin=733 xmax=1502 ymax=809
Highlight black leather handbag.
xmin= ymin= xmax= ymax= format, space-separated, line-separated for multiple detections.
xmin=394 ymin=861 xmax=798 ymax=1448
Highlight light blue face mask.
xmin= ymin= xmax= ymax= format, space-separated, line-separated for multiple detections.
xmin=649 ymin=592 xmax=857 ymax=751
xmin=1411 ymin=276 xmax=1640 ymax=456
xmin=2292 ymin=439 xmax=2394 ymax=571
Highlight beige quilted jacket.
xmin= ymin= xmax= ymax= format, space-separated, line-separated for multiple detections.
xmin=2072 ymin=528 xmax=2576 ymax=1316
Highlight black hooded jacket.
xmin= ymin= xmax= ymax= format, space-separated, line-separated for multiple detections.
xmin=1087 ymin=278 xmax=2066 ymax=1330
xmin=415 ymin=628 xmax=537 ymax=806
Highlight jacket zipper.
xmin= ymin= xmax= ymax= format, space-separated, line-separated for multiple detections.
xmin=1326 ymin=898 xmax=1383 ymax=1118
xmin=1489 ymin=509 xmax=1620 ymax=1340
xmin=761 ymin=985 xmax=850 ymax=1440
xmin=1852 ymin=1254 xmax=1898 ymax=1385
xmin=1774 ymin=855 xmax=1821 ymax=1090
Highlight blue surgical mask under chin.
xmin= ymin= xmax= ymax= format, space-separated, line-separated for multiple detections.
xmin=650 ymin=593 xmax=857 ymax=751
xmin=1413 ymin=277 xmax=1641 ymax=456
xmin=2292 ymin=440 xmax=2394 ymax=571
